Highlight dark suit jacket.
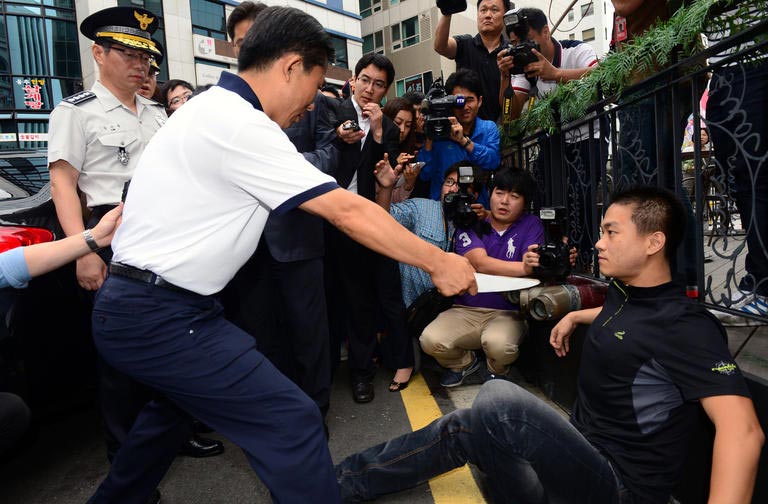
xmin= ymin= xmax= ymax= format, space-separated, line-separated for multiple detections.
xmin=333 ymin=98 xmax=400 ymax=201
xmin=262 ymin=93 xmax=339 ymax=262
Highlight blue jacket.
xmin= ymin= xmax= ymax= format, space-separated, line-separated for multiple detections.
xmin=417 ymin=117 xmax=500 ymax=205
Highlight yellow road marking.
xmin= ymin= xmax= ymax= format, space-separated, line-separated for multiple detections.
xmin=400 ymin=374 xmax=486 ymax=503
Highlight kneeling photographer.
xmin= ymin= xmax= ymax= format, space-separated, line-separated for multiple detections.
xmin=417 ymin=69 xmax=501 ymax=208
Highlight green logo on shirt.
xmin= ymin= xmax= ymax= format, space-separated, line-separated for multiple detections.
xmin=614 ymin=330 xmax=625 ymax=340
xmin=711 ymin=361 xmax=737 ymax=376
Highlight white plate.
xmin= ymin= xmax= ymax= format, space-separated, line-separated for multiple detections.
xmin=474 ymin=273 xmax=540 ymax=293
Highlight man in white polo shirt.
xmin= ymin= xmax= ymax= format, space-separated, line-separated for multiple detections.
xmin=86 ymin=6 xmax=476 ymax=503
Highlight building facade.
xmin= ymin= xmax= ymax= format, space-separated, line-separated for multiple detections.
xmin=0 ymin=0 xmax=358 ymax=150
xmin=360 ymin=0 xmax=475 ymax=100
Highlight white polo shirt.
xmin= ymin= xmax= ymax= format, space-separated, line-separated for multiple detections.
xmin=112 ymin=72 xmax=338 ymax=295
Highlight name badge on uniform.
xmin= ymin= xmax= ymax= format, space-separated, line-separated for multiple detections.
xmin=117 ymin=147 xmax=129 ymax=165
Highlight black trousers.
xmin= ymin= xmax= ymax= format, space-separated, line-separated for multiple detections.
xmin=222 ymin=241 xmax=332 ymax=414
xmin=324 ymin=225 xmax=412 ymax=383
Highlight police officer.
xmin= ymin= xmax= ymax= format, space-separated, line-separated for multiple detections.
xmin=46 ymin=7 xmax=221 ymax=498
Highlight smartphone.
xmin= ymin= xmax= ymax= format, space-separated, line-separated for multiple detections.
xmin=342 ymin=120 xmax=361 ymax=132
xmin=409 ymin=161 xmax=426 ymax=171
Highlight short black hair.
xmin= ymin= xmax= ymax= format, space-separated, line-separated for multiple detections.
xmin=445 ymin=68 xmax=483 ymax=98
xmin=160 ymin=79 xmax=194 ymax=106
xmin=238 ymin=6 xmax=334 ymax=74
xmin=519 ymin=7 xmax=548 ymax=32
xmin=354 ymin=53 xmax=395 ymax=88
xmin=476 ymin=0 xmax=512 ymax=12
xmin=226 ymin=1 xmax=267 ymax=41
xmin=489 ymin=169 xmax=536 ymax=207
xmin=608 ymin=186 xmax=685 ymax=264
xmin=402 ymin=91 xmax=425 ymax=107
xmin=321 ymin=84 xmax=340 ymax=98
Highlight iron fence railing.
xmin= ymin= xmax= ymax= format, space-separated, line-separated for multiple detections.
xmin=503 ymin=19 xmax=768 ymax=324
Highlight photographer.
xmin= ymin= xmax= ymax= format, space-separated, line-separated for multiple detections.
xmin=498 ymin=7 xmax=602 ymax=269
xmin=497 ymin=7 xmax=597 ymax=120
xmin=376 ymin=160 xmax=484 ymax=308
xmin=419 ymin=169 xmax=543 ymax=386
xmin=417 ymin=69 xmax=501 ymax=207
xmin=434 ymin=0 xmax=510 ymax=122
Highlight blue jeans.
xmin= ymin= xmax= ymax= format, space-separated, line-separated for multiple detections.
xmin=336 ymin=380 xmax=629 ymax=503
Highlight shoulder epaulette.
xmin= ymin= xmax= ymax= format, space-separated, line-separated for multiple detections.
xmin=62 ymin=91 xmax=96 ymax=105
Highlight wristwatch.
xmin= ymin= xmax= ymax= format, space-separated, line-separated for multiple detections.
xmin=82 ymin=229 xmax=100 ymax=252
xmin=462 ymin=136 xmax=472 ymax=148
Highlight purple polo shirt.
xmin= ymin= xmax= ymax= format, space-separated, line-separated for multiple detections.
xmin=454 ymin=213 xmax=544 ymax=310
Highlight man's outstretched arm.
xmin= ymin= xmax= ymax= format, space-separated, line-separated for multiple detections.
xmin=300 ymin=188 xmax=477 ymax=297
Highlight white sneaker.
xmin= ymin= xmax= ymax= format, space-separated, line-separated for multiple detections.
xmin=711 ymin=291 xmax=768 ymax=326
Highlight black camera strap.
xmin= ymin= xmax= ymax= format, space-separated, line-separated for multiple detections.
xmin=443 ymin=215 xmax=455 ymax=253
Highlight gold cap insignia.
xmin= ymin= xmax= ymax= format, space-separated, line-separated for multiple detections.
xmin=134 ymin=11 xmax=154 ymax=31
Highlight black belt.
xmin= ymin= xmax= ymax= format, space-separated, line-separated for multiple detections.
xmin=109 ymin=263 xmax=197 ymax=296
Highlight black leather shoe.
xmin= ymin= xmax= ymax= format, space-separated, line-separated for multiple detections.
xmin=352 ymin=381 xmax=374 ymax=403
xmin=179 ymin=434 xmax=224 ymax=458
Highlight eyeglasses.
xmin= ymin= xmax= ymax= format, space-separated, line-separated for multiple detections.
xmin=443 ymin=178 xmax=458 ymax=187
xmin=109 ymin=45 xmax=155 ymax=66
xmin=357 ymin=75 xmax=387 ymax=91
xmin=169 ymin=92 xmax=193 ymax=107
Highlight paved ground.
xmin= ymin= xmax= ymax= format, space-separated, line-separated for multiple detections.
xmin=1 ymin=361 xmax=481 ymax=504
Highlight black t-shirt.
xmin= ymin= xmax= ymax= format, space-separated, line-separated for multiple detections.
xmin=454 ymin=33 xmax=505 ymax=123
xmin=571 ymin=280 xmax=750 ymax=504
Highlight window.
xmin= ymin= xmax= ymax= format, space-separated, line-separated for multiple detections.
xmin=567 ymin=10 xmax=574 ymax=22
xmin=329 ymin=35 xmax=348 ymax=69
xmin=362 ymin=30 xmax=384 ymax=55
xmin=580 ymin=2 xmax=594 ymax=17
xmin=359 ymin=0 xmax=381 ymax=18
xmin=569 ymin=33 xmax=575 ymax=40
xmin=1 ymin=0 xmax=80 ymax=148
xmin=395 ymin=71 xmax=432 ymax=96
xmin=391 ymin=16 xmax=419 ymax=51
xmin=582 ymin=28 xmax=595 ymax=41
xmin=190 ymin=0 xmax=226 ymax=40
xmin=118 ymin=0 xmax=169 ymax=81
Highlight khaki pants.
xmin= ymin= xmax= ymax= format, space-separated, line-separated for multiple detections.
xmin=419 ymin=305 xmax=526 ymax=375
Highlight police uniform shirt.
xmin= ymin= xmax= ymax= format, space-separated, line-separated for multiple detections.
xmin=112 ymin=72 xmax=339 ymax=295
xmin=47 ymin=80 xmax=167 ymax=208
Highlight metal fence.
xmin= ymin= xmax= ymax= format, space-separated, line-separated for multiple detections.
xmin=503 ymin=19 xmax=768 ymax=324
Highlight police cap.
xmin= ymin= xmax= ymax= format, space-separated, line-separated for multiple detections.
xmin=80 ymin=6 xmax=162 ymax=57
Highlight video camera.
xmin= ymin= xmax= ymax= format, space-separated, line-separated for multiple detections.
xmin=421 ymin=77 xmax=465 ymax=140
xmin=442 ymin=164 xmax=477 ymax=229
xmin=533 ymin=207 xmax=571 ymax=280
xmin=495 ymin=8 xmax=540 ymax=75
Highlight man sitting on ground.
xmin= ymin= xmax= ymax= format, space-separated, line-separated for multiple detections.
xmin=336 ymin=186 xmax=764 ymax=504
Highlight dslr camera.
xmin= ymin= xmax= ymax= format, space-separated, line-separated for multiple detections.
xmin=421 ymin=78 xmax=465 ymax=140
xmin=496 ymin=8 xmax=540 ymax=75
xmin=442 ymin=164 xmax=477 ymax=229
xmin=534 ymin=207 xmax=571 ymax=280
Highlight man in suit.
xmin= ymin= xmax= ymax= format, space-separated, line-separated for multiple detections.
xmin=326 ymin=53 xmax=404 ymax=403
xmin=222 ymin=0 xmax=339 ymax=420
